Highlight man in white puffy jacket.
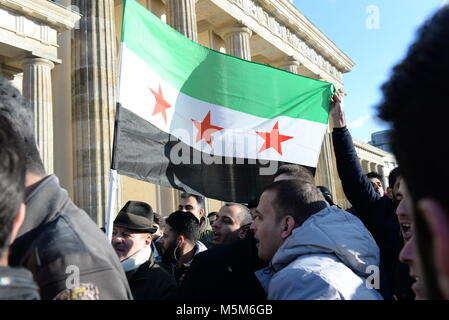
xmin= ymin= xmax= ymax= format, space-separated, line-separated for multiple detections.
xmin=251 ymin=179 xmax=383 ymax=300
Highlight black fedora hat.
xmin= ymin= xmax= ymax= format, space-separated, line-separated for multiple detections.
xmin=114 ymin=201 xmax=157 ymax=233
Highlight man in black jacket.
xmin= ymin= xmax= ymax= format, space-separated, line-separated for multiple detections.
xmin=177 ymin=229 xmax=266 ymax=300
xmin=0 ymin=77 xmax=132 ymax=300
xmin=330 ymin=93 xmax=412 ymax=300
xmin=178 ymin=193 xmax=214 ymax=248
xmin=0 ymin=116 xmax=40 ymax=300
xmin=211 ymin=203 xmax=252 ymax=246
xmin=112 ymin=201 xmax=177 ymax=300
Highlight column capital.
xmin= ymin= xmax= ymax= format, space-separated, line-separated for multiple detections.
xmin=219 ymin=23 xmax=253 ymax=40
xmin=277 ymin=56 xmax=300 ymax=67
xmin=219 ymin=22 xmax=253 ymax=61
xmin=21 ymin=57 xmax=55 ymax=70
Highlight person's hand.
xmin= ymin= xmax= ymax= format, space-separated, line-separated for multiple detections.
xmin=330 ymin=92 xmax=346 ymax=128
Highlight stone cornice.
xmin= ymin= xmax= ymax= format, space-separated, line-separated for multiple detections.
xmin=257 ymin=0 xmax=354 ymax=73
xmin=0 ymin=0 xmax=81 ymax=32
xmin=353 ymin=138 xmax=390 ymax=158
xmin=212 ymin=0 xmax=352 ymax=87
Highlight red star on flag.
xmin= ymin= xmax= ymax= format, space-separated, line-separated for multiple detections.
xmin=192 ymin=111 xmax=224 ymax=146
xmin=150 ymin=84 xmax=172 ymax=124
xmin=256 ymin=121 xmax=293 ymax=155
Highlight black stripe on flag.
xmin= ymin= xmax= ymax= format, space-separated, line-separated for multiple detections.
xmin=112 ymin=104 xmax=315 ymax=203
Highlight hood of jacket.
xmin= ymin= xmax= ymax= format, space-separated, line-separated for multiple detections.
xmin=18 ymin=175 xmax=69 ymax=237
xmin=270 ymin=206 xmax=380 ymax=278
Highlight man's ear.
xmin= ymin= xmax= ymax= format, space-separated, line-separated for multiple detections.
xmin=280 ymin=216 xmax=296 ymax=240
xmin=238 ymin=225 xmax=250 ymax=240
xmin=145 ymin=233 xmax=152 ymax=246
xmin=9 ymin=203 xmax=26 ymax=245
xmin=177 ymin=235 xmax=186 ymax=247
xmin=199 ymin=208 xmax=205 ymax=218
xmin=418 ymin=198 xmax=449 ymax=299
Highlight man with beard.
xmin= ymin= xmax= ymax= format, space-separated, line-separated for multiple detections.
xmin=178 ymin=193 xmax=214 ymax=248
xmin=252 ymin=179 xmax=382 ymax=300
xmin=112 ymin=201 xmax=176 ymax=300
xmin=159 ymin=211 xmax=207 ymax=284
xmin=177 ymin=227 xmax=266 ymax=300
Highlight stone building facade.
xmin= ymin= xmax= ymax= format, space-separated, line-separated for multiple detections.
xmin=0 ymin=0 xmax=394 ymax=222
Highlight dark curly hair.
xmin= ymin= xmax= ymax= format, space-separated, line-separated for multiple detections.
xmin=388 ymin=167 xmax=401 ymax=189
xmin=366 ymin=171 xmax=383 ymax=181
xmin=377 ymin=6 xmax=449 ymax=299
xmin=166 ymin=211 xmax=200 ymax=244
xmin=0 ymin=116 xmax=26 ymax=253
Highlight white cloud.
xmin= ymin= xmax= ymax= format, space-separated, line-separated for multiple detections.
xmin=348 ymin=115 xmax=372 ymax=129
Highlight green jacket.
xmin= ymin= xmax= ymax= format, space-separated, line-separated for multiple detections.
xmin=127 ymin=257 xmax=177 ymax=300
xmin=199 ymin=215 xmax=214 ymax=249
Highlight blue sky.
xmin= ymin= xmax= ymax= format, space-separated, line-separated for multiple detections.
xmin=293 ymin=0 xmax=447 ymax=142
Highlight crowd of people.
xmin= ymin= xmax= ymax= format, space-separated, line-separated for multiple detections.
xmin=1 ymin=5 xmax=449 ymax=300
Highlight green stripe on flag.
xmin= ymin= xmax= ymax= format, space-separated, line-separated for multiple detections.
xmin=121 ymin=0 xmax=334 ymax=124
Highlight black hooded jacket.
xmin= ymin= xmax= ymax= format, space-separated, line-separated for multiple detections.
xmin=177 ymin=230 xmax=267 ymax=300
xmin=332 ymin=127 xmax=410 ymax=300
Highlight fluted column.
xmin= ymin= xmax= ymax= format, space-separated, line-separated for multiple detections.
xmin=278 ymin=57 xmax=300 ymax=74
xmin=71 ymin=0 xmax=117 ymax=225
xmin=361 ymin=160 xmax=369 ymax=173
xmin=223 ymin=23 xmax=253 ymax=61
xmin=22 ymin=58 xmax=55 ymax=174
xmin=315 ymin=129 xmax=337 ymax=199
xmin=164 ymin=0 xmax=199 ymax=215
xmin=167 ymin=0 xmax=198 ymax=42
xmin=378 ymin=165 xmax=388 ymax=189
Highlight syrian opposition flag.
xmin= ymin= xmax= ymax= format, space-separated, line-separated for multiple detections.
xmin=112 ymin=0 xmax=335 ymax=203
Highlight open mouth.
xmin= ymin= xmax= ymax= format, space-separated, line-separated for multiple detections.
xmin=113 ymin=246 xmax=125 ymax=253
xmin=400 ymin=223 xmax=412 ymax=239
xmin=410 ymin=275 xmax=422 ymax=295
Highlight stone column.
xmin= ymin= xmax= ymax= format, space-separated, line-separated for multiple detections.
xmin=378 ymin=165 xmax=388 ymax=189
xmin=22 ymin=58 xmax=55 ymax=174
xmin=314 ymin=129 xmax=337 ymax=199
xmin=278 ymin=57 xmax=300 ymax=74
xmin=222 ymin=23 xmax=253 ymax=61
xmin=164 ymin=0 xmax=199 ymax=212
xmin=167 ymin=0 xmax=198 ymax=42
xmin=361 ymin=160 xmax=369 ymax=173
xmin=71 ymin=0 xmax=117 ymax=225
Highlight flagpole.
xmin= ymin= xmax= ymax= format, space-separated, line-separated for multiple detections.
xmin=106 ymin=169 xmax=118 ymax=242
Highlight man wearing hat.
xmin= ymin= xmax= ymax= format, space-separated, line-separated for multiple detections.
xmin=112 ymin=201 xmax=177 ymax=300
